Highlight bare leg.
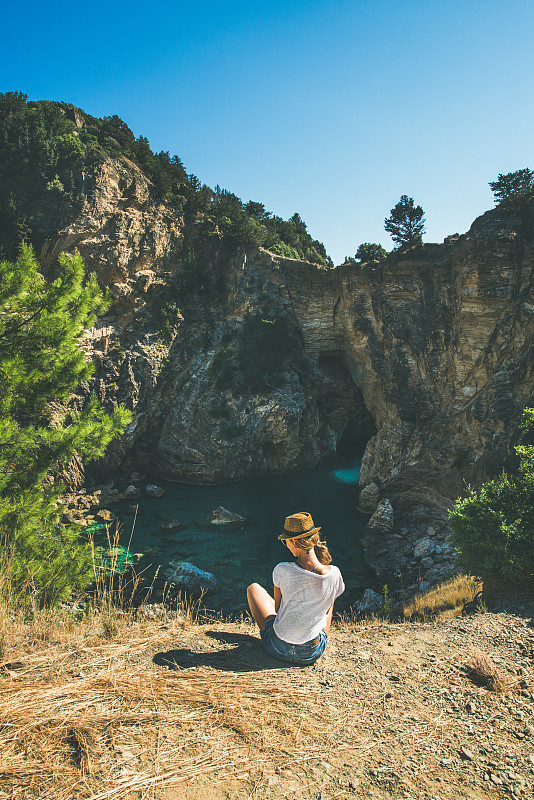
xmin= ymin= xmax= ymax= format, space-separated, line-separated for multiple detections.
xmin=247 ymin=583 xmax=276 ymax=630
xmin=323 ymin=604 xmax=334 ymax=635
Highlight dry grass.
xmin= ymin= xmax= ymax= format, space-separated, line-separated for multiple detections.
xmin=0 ymin=667 xmax=335 ymax=799
xmin=402 ymin=575 xmax=481 ymax=621
xmin=0 ymin=604 xmax=338 ymax=800
xmin=465 ymin=650 xmax=510 ymax=692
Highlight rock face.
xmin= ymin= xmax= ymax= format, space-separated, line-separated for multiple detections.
xmin=32 ymin=153 xmax=534 ymax=592
xmin=357 ymin=482 xmax=380 ymax=514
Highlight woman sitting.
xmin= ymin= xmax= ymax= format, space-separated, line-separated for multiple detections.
xmin=247 ymin=511 xmax=345 ymax=665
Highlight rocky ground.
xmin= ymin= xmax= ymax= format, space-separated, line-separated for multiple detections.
xmin=1 ymin=599 xmax=533 ymax=800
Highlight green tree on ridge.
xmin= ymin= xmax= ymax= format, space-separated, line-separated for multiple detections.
xmin=384 ymin=195 xmax=426 ymax=249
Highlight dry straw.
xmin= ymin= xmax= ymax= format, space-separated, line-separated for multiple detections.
xmin=0 ymin=663 xmax=337 ymax=799
xmin=403 ymin=575 xmax=481 ymax=621
xmin=466 ymin=650 xmax=510 ymax=692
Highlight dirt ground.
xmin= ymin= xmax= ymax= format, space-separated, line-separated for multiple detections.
xmin=1 ymin=603 xmax=534 ymax=800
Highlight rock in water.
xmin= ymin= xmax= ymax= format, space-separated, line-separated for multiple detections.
xmin=165 ymin=562 xmax=218 ymax=595
xmin=198 ymin=506 xmax=246 ymax=530
xmin=118 ymin=485 xmax=141 ymax=501
xmin=145 ymin=484 xmax=165 ymax=498
xmin=158 ymin=519 xmax=185 ymax=534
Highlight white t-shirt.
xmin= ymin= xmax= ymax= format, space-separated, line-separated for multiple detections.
xmin=272 ymin=562 xmax=345 ymax=645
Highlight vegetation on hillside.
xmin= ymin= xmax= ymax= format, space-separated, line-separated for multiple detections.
xmin=0 ymin=246 xmax=131 ymax=605
xmin=209 ymin=303 xmax=305 ymax=394
xmin=489 ymin=168 xmax=534 ymax=213
xmin=449 ymin=408 xmax=534 ymax=584
xmin=354 ymin=242 xmax=388 ymax=263
xmin=0 ymin=91 xmax=331 ymax=266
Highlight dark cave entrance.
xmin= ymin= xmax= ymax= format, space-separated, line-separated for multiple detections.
xmin=317 ymin=352 xmax=376 ymax=457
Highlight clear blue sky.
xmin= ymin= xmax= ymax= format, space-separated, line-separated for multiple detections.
xmin=2 ymin=0 xmax=533 ymax=264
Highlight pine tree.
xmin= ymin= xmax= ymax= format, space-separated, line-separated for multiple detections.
xmin=0 ymin=245 xmax=131 ymax=605
xmin=489 ymin=169 xmax=534 ymax=213
xmin=384 ymin=195 xmax=426 ymax=249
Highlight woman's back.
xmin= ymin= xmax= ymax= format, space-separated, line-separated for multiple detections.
xmin=272 ymin=561 xmax=345 ymax=645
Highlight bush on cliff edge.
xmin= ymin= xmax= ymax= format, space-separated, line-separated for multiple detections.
xmin=449 ymin=408 xmax=534 ymax=584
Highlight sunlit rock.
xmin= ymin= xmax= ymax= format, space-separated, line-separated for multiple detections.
xmin=366 ymin=499 xmax=394 ymax=535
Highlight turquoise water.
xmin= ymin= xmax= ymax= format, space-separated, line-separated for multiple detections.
xmin=109 ymin=449 xmax=371 ymax=613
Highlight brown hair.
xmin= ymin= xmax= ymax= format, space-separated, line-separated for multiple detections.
xmin=293 ymin=531 xmax=332 ymax=565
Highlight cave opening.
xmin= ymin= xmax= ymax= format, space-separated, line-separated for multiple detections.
xmin=317 ymin=351 xmax=376 ymax=458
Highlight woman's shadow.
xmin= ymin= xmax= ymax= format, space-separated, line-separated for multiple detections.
xmin=153 ymin=631 xmax=308 ymax=671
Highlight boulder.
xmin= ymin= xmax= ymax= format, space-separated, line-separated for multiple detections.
xmin=198 ymin=506 xmax=246 ymax=531
xmin=118 ymin=485 xmax=141 ymax=501
xmin=357 ymin=482 xmax=380 ymax=514
xmin=98 ymin=486 xmax=119 ymax=506
xmin=365 ymin=499 xmax=394 ymax=535
xmin=158 ymin=519 xmax=186 ymax=534
xmin=165 ymin=561 xmax=218 ymax=595
xmin=355 ymin=588 xmax=382 ymax=614
xmin=145 ymin=484 xmax=165 ymax=499
xmin=413 ymin=537 xmax=436 ymax=559
xmin=96 ymin=509 xmax=116 ymax=523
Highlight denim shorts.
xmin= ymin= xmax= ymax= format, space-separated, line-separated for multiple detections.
xmin=260 ymin=617 xmax=327 ymax=665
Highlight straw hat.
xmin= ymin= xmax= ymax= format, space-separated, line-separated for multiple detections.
xmin=278 ymin=511 xmax=321 ymax=540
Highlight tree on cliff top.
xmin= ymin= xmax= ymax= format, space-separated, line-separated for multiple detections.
xmin=354 ymin=242 xmax=387 ymax=263
xmin=449 ymin=408 xmax=534 ymax=585
xmin=0 ymin=245 xmax=131 ymax=605
xmin=384 ymin=195 xmax=426 ymax=249
xmin=489 ymin=168 xmax=534 ymax=213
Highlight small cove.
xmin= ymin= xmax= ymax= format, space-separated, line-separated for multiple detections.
xmin=107 ymin=446 xmax=372 ymax=614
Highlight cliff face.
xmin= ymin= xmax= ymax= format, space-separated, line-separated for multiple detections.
xmin=280 ymin=209 xmax=534 ymax=591
xmin=35 ymin=156 xmax=534 ymax=593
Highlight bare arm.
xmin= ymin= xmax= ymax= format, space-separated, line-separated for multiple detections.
xmin=274 ymin=585 xmax=282 ymax=613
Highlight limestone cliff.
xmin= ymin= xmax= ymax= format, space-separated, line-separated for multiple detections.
xmin=26 ymin=153 xmax=534 ymax=596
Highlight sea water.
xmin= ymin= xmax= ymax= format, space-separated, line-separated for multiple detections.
xmin=107 ymin=448 xmax=371 ymax=613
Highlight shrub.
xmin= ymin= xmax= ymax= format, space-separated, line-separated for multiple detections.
xmin=449 ymin=409 xmax=534 ymax=583
xmin=354 ymin=242 xmax=387 ymax=263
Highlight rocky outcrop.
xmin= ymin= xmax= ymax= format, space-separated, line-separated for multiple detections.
xmin=36 ymin=155 xmax=534 ymax=594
